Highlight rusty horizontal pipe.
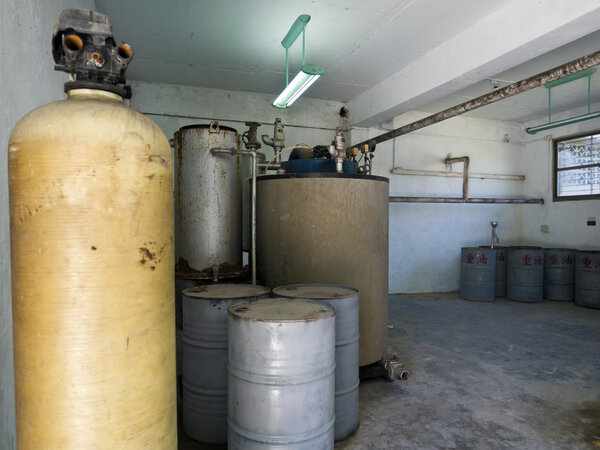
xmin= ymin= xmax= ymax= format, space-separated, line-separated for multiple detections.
xmin=389 ymin=196 xmax=544 ymax=204
xmin=350 ymin=50 xmax=600 ymax=150
xmin=391 ymin=167 xmax=525 ymax=181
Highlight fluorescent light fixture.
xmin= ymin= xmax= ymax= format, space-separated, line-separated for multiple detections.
xmin=273 ymin=64 xmax=325 ymax=108
xmin=525 ymin=111 xmax=600 ymax=135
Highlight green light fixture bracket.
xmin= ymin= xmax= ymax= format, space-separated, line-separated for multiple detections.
xmin=526 ymin=68 xmax=598 ymax=135
xmin=273 ymin=14 xmax=325 ymax=108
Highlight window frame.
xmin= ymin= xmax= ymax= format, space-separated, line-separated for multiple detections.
xmin=552 ymin=129 xmax=600 ymax=202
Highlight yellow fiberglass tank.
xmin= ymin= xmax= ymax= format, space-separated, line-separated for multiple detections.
xmin=8 ymin=9 xmax=176 ymax=449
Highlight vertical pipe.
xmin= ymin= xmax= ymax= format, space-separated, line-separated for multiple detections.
xmin=251 ymin=151 xmax=257 ymax=285
xmin=445 ymin=156 xmax=470 ymax=200
xmin=548 ymin=88 xmax=552 ymax=123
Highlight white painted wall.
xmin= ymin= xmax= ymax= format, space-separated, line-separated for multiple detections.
xmin=0 ymin=1 xmax=96 ymax=447
xmin=129 ymin=80 xmax=347 ymax=158
xmin=519 ymin=105 xmax=600 ymax=249
xmin=351 ymin=112 xmax=532 ymax=294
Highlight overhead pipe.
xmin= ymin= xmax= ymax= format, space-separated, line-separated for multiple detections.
xmin=350 ymin=50 xmax=600 ymax=151
xmin=389 ymin=156 xmax=544 ymax=204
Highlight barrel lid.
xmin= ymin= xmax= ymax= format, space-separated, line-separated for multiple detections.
xmin=228 ymin=299 xmax=334 ymax=322
xmin=273 ymin=283 xmax=358 ymax=300
xmin=577 ymin=249 xmax=600 ymax=254
xmin=544 ymin=248 xmax=577 ymax=252
xmin=478 ymin=245 xmax=506 ymax=249
xmin=509 ymin=246 xmax=543 ymax=249
xmin=183 ymin=284 xmax=270 ymax=300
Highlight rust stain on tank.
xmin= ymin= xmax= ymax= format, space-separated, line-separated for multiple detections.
xmin=175 ymin=256 xmax=245 ymax=279
xmin=139 ymin=241 xmax=167 ymax=270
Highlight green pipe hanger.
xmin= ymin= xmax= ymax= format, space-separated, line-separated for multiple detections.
xmin=281 ymin=15 xmax=310 ymax=87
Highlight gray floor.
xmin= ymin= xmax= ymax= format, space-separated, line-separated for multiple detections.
xmin=181 ymin=292 xmax=600 ymax=449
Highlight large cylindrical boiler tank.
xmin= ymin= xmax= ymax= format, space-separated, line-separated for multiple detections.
xmin=174 ymin=122 xmax=242 ymax=279
xmin=257 ymin=173 xmax=389 ymax=366
xmin=8 ymin=88 xmax=177 ymax=448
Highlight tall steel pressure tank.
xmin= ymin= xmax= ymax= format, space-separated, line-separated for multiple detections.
xmin=257 ymin=173 xmax=389 ymax=366
xmin=174 ymin=121 xmax=243 ymax=279
xmin=8 ymin=10 xmax=176 ymax=447
xmin=228 ymin=299 xmax=336 ymax=449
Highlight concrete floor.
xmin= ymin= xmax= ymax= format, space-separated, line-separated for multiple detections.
xmin=181 ymin=292 xmax=600 ymax=449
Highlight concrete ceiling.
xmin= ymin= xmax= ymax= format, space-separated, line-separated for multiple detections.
xmin=95 ymin=0 xmax=600 ymax=126
xmin=417 ymin=30 xmax=600 ymax=123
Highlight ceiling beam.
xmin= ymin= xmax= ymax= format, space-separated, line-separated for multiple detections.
xmin=348 ymin=0 xmax=600 ymax=128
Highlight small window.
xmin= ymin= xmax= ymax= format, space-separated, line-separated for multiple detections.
xmin=553 ymin=131 xmax=600 ymax=201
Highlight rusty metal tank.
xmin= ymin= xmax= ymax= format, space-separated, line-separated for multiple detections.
xmin=174 ymin=121 xmax=243 ymax=280
xmin=8 ymin=88 xmax=177 ymax=448
xmin=256 ymin=173 xmax=389 ymax=366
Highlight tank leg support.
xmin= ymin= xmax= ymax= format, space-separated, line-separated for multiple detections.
xmin=359 ymin=355 xmax=410 ymax=382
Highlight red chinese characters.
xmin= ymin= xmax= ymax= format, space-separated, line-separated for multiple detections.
xmin=466 ymin=253 xmax=488 ymax=264
xmin=561 ymin=255 xmax=573 ymax=265
xmin=522 ymin=253 xmax=542 ymax=266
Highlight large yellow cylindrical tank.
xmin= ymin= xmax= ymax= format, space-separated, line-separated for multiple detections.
xmin=8 ymin=89 xmax=177 ymax=448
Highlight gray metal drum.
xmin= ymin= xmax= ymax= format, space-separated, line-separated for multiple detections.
xmin=575 ymin=250 xmax=600 ymax=309
xmin=507 ymin=247 xmax=544 ymax=302
xmin=174 ymin=121 xmax=243 ymax=280
xmin=460 ymin=247 xmax=497 ymax=301
xmin=176 ymin=279 xmax=198 ymax=377
xmin=257 ymin=173 xmax=389 ymax=366
xmin=544 ymin=248 xmax=576 ymax=302
xmin=242 ymin=151 xmax=266 ymax=252
xmin=480 ymin=246 xmax=507 ymax=297
xmin=182 ymin=284 xmax=270 ymax=444
xmin=272 ymin=284 xmax=359 ymax=441
xmin=228 ymin=299 xmax=336 ymax=449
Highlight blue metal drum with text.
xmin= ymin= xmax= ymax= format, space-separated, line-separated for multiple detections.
xmin=273 ymin=284 xmax=360 ymax=441
xmin=182 ymin=284 xmax=270 ymax=444
xmin=507 ymin=247 xmax=544 ymax=302
xmin=460 ymin=247 xmax=497 ymax=301
xmin=543 ymin=248 xmax=576 ymax=302
xmin=227 ymin=299 xmax=336 ymax=449
xmin=575 ymin=250 xmax=600 ymax=309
